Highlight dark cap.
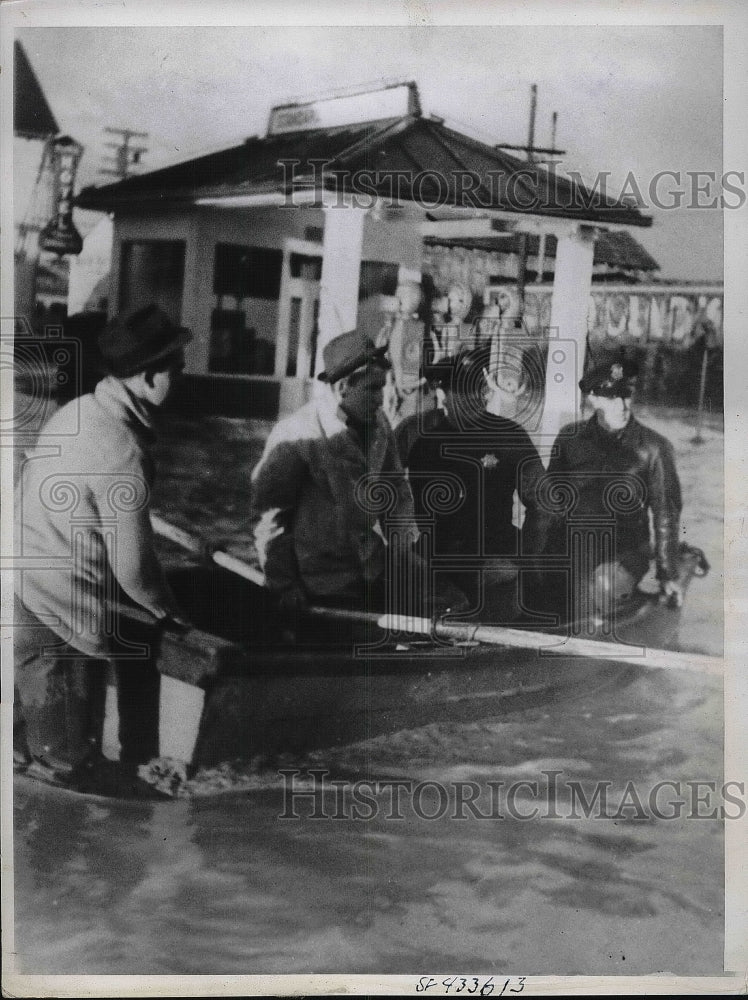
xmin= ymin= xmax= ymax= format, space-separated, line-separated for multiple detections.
xmin=98 ymin=304 xmax=192 ymax=378
xmin=317 ymin=328 xmax=389 ymax=383
xmin=579 ymin=360 xmax=639 ymax=398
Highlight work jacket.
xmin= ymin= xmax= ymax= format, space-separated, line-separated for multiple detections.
xmin=15 ymin=376 xmax=177 ymax=657
xmin=252 ymin=391 xmax=418 ymax=602
xmin=398 ymin=408 xmax=546 ymax=560
xmin=527 ymin=414 xmax=682 ymax=581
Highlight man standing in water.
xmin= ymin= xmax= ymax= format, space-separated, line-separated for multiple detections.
xmin=526 ymin=359 xmax=683 ymax=625
xmin=15 ymin=304 xmax=191 ymax=797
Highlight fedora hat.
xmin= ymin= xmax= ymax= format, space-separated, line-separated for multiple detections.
xmin=98 ymin=304 xmax=192 ymax=378
xmin=317 ymin=329 xmax=389 ymax=383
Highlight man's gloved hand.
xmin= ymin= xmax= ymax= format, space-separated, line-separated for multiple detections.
xmin=660 ymin=578 xmax=684 ymax=609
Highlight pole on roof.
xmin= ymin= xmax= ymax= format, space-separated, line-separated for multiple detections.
xmin=99 ymin=127 xmax=149 ymax=180
xmin=515 ymin=84 xmax=538 ymax=314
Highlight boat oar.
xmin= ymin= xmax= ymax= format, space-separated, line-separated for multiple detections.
xmin=150 ymin=512 xmax=265 ymax=587
xmin=304 ymin=606 xmax=724 ymax=677
xmin=151 ymin=512 xmax=723 ymax=678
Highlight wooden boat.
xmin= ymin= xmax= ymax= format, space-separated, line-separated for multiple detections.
xmin=115 ymin=545 xmax=714 ymax=768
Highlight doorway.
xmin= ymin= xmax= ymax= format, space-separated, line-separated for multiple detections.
xmin=277 ymin=240 xmax=322 ymax=380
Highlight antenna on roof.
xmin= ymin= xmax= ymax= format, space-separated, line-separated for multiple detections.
xmin=495 ymin=99 xmax=565 ymax=160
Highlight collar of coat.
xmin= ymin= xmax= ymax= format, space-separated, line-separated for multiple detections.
xmin=313 ymin=389 xmax=391 ymax=470
xmin=95 ymin=375 xmax=156 ymax=443
xmin=315 ymin=388 xmax=386 ymax=441
xmin=587 ymin=411 xmax=640 ymax=444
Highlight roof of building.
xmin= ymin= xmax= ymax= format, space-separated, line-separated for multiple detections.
xmin=425 ymin=228 xmax=659 ymax=271
xmin=77 ymin=112 xmax=651 ymax=228
xmin=14 ymin=41 xmax=59 ymax=139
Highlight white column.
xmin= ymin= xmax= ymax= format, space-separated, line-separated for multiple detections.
xmin=538 ymin=227 xmax=596 ymax=457
xmin=315 ymin=205 xmax=366 ymax=374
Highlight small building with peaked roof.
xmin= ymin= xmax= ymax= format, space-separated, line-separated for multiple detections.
xmin=76 ymin=81 xmax=653 ymax=434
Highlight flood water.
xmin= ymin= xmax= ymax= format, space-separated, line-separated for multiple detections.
xmin=13 ymin=662 xmax=723 ymax=976
xmin=11 ymin=404 xmax=726 ymax=977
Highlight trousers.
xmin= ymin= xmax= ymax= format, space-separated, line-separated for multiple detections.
xmin=14 ymin=597 xmax=160 ymax=769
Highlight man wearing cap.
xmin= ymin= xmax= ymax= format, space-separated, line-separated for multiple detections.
xmin=397 ymin=344 xmax=546 ymax=620
xmin=526 ymin=359 xmax=683 ymax=622
xmin=14 ymin=303 xmax=191 ymax=795
xmin=252 ymin=329 xmax=419 ymax=616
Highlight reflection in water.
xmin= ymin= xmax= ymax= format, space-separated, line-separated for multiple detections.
xmin=13 ymin=667 xmax=723 ymax=976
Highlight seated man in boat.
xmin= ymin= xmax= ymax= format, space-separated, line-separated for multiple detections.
xmin=397 ymin=345 xmax=546 ymax=622
xmin=252 ymin=328 xmax=432 ymax=625
xmin=14 ymin=304 xmax=192 ymax=797
xmin=525 ymin=359 xmax=683 ymax=626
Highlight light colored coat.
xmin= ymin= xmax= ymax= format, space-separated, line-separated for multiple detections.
xmin=15 ymin=376 xmax=177 ymax=657
xmin=252 ymin=391 xmax=417 ymax=601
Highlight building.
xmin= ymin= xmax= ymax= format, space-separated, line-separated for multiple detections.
xmin=77 ymin=81 xmax=655 ymax=437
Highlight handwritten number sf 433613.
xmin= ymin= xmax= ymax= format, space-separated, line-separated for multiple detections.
xmin=416 ymin=976 xmax=526 ymax=995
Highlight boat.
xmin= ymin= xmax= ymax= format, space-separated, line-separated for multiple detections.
xmin=114 ymin=544 xmax=713 ymax=768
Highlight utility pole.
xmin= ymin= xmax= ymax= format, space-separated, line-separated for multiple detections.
xmin=497 ymin=91 xmax=566 ymax=304
xmin=99 ymin=127 xmax=149 ymax=180
xmin=514 ymin=84 xmax=537 ymax=312
xmin=535 ymin=112 xmax=559 ymax=283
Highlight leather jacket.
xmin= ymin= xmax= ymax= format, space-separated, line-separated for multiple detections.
xmin=526 ymin=414 xmax=682 ymax=581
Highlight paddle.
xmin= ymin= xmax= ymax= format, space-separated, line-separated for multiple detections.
xmin=150 ymin=512 xmax=723 ymax=677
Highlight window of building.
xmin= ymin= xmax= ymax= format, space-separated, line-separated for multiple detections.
xmin=119 ymin=240 xmax=186 ymax=324
xmin=213 ymin=243 xmax=283 ymax=300
xmin=289 ymin=253 xmax=323 ymax=281
xmin=209 ymin=244 xmax=282 ymax=375
xmin=358 ymin=260 xmax=399 ymax=300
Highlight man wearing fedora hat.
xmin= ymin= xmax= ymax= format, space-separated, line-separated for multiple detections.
xmin=525 ymin=358 xmax=683 ymax=624
xmin=14 ymin=303 xmax=192 ymax=796
xmin=252 ymin=328 xmax=420 ymax=619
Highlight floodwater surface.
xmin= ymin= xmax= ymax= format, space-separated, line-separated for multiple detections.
xmin=13 ymin=664 xmax=724 ymax=977
xmin=11 ymin=405 xmax=726 ymax=977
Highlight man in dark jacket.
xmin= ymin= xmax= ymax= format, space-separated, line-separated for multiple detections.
xmin=525 ymin=360 xmax=683 ymax=625
xmin=398 ymin=345 xmax=545 ymax=621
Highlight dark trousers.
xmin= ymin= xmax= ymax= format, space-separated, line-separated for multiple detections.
xmin=14 ymin=598 xmax=160 ymax=769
